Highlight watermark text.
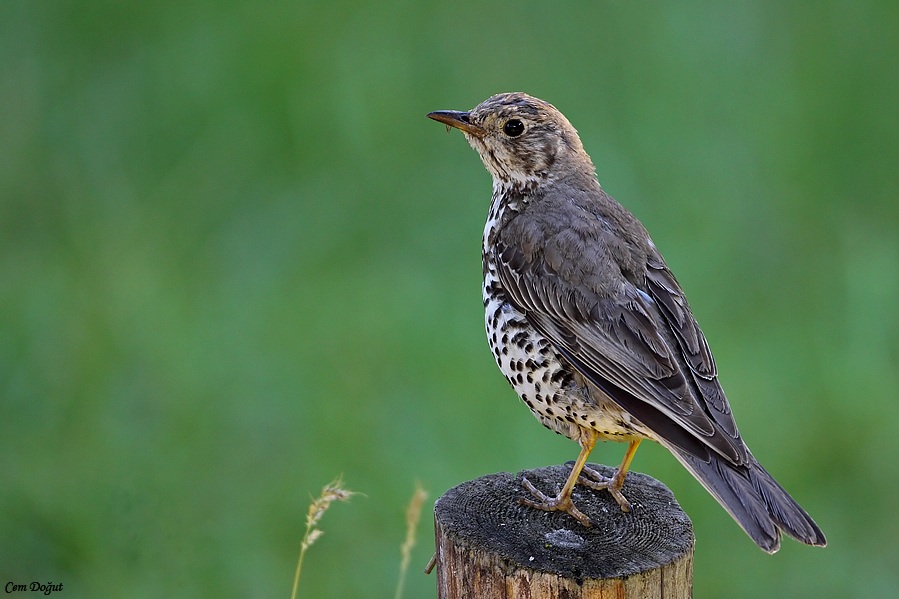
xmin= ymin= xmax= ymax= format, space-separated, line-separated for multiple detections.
xmin=4 ymin=582 xmax=63 ymax=595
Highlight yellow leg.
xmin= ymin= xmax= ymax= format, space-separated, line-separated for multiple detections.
xmin=556 ymin=428 xmax=599 ymax=505
xmin=617 ymin=439 xmax=641 ymax=478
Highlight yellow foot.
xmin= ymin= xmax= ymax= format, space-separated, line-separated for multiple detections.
xmin=519 ymin=477 xmax=593 ymax=527
xmin=578 ymin=465 xmax=631 ymax=512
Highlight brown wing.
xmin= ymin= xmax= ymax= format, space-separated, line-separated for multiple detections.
xmin=493 ymin=236 xmax=748 ymax=466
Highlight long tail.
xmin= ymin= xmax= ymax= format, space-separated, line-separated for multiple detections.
xmin=662 ymin=442 xmax=827 ymax=553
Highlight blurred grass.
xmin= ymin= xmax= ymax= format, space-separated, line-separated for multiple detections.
xmin=1 ymin=1 xmax=898 ymax=597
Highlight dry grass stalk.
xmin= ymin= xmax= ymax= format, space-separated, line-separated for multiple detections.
xmin=291 ymin=476 xmax=357 ymax=599
xmin=394 ymin=482 xmax=428 ymax=599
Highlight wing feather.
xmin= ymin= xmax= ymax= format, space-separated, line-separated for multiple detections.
xmin=494 ymin=238 xmax=747 ymax=465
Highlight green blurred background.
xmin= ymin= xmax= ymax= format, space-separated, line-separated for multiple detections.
xmin=2 ymin=1 xmax=897 ymax=597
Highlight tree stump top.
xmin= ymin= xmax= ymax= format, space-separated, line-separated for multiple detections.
xmin=434 ymin=463 xmax=694 ymax=582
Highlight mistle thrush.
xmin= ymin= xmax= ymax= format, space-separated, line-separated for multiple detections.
xmin=428 ymin=92 xmax=826 ymax=552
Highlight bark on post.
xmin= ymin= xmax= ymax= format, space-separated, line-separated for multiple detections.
xmin=433 ymin=463 xmax=694 ymax=598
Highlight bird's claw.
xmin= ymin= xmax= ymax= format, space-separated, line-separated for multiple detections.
xmin=578 ymin=466 xmax=632 ymax=512
xmin=519 ymin=476 xmax=593 ymax=527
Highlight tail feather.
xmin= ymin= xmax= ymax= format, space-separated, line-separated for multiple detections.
xmin=749 ymin=458 xmax=827 ymax=548
xmin=662 ymin=441 xmax=827 ymax=553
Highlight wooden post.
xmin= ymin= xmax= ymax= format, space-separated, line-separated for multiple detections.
xmin=433 ymin=463 xmax=694 ymax=598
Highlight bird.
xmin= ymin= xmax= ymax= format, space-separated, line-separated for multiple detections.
xmin=427 ymin=92 xmax=826 ymax=553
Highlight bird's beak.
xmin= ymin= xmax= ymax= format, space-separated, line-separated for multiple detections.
xmin=427 ymin=110 xmax=485 ymax=137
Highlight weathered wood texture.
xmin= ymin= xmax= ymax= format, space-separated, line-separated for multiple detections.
xmin=434 ymin=464 xmax=694 ymax=598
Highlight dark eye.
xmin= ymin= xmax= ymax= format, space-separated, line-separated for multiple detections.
xmin=503 ymin=118 xmax=524 ymax=137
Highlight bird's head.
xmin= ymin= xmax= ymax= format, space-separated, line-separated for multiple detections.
xmin=428 ymin=92 xmax=596 ymax=191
